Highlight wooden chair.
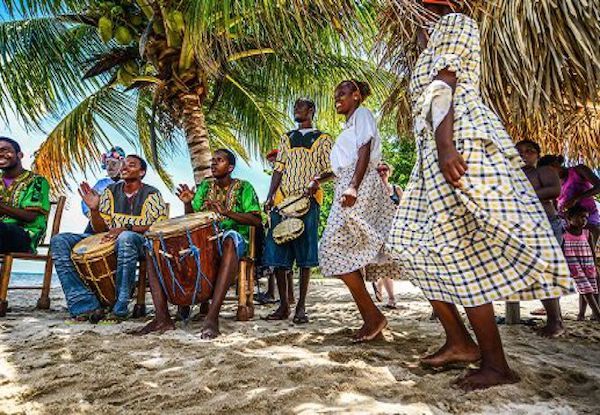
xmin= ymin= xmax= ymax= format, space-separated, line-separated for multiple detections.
xmin=0 ymin=196 xmax=67 ymax=317
xmin=235 ymin=226 xmax=257 ymax=321
xmin=132 ymin=203 xmax=169 ymax=319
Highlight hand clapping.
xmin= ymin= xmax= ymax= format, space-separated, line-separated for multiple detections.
xmin=176 ymin=184 xmax=195 ymax=204
xmin=78 ymin=182 xmax=100 ymax=211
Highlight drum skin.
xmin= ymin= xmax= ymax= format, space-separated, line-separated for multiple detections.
xmin=146 ymin=213 xmax=219 ymax=306
xmin=71 ymin=233 xmax=117 ymax=307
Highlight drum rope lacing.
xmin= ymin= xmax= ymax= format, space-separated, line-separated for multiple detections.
xmin=145 ymin=227 xmax=215 ymax=324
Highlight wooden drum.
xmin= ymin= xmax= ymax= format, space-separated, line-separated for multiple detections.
xmin=71 ymin=233 xmax=117 ymax=307
xmin=146 ymin=212 xmax=220 ymax=306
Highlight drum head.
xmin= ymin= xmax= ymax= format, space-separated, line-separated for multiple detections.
xmin=147 ymin=211 xmax=217 ymax=238
xmin=278 ymin=195 xmax=310 ymax=218
xmin=273 ymin=218 xmax=304 ymax=244
xmin=72 ymin=233 xmax=114 ymax=257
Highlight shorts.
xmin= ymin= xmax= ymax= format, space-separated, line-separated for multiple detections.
xmin=263 ymin=199 xmax=320 ymax=269
xmin=222 ymin=230 xmax=247 ymax=259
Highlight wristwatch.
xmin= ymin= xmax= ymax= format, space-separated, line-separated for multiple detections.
xmin=125 ymin=223 xmax=133 ymax=231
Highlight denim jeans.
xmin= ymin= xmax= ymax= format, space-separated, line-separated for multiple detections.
xmin=51 ymin=231 xmax=144 ymax=317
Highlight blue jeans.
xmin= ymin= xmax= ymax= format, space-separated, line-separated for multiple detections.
xmin=222 ymin=230 xmax=247 ymax=259
xmin=51 ymin=231 xmax=145 ymax=317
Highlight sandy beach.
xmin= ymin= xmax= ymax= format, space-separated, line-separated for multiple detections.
xmin=1 ymin=279 xmax=599 ymax=414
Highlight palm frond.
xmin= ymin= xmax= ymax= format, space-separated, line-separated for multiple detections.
xmin=32 ymin=86 xmax=140 ymax=193
xmin=0 ymin=15 xmax=107 ymax=126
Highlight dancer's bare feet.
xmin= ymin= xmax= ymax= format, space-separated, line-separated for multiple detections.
xmin=455 ymin=367 xmax=520 ymax=391
xmin=420 ymin=341 xmax=481 ymax=368
xmin=133 ymin=318 xmax=175 ymax=335
xmin=200 ymin=319 xmax=220 ymax=340
xmin=352 ymin=314 xmax=388 ymax=343
xmin=536 ymin=320 xmax=565 ymax=338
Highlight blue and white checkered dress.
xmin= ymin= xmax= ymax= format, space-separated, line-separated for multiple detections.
xmin=386 ymin=13 xmax=572 ymax=307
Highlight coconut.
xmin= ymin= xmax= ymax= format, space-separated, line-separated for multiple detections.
xmin=114 ymin=26 xmax=133 ymax=45
xmin=97 ymin=16 xmax=113 ymax=43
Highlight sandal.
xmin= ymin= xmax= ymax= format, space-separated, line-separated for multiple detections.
xmin=65 ymin=314 xmax=91 ymax=325
xmin=292 ymin=314 xmax=309 ymax=324
xmin=530 ymin=307 xmax=547 ymax=316
xmin=383 ymin=303 xmax=397 ymax=310
xmin=96 ymin=312 xmax=127 ymax=325
xmin=372 ymin=282 xmax=383 ymax=302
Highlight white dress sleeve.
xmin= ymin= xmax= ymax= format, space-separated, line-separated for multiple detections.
xmin=352 ymin=107 xmax=378 ymax=150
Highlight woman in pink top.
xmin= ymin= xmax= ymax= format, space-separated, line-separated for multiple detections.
xmin=543 ymin=155 xmax=600 ymax=251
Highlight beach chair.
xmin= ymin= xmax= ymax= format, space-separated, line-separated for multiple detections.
xmin=0 ymin=196 xmax=67 ymax=317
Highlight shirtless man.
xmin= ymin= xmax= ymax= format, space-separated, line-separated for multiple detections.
xmin=516 ymin=139 xmax=565 ymax=337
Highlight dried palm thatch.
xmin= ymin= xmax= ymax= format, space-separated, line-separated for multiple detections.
xmin=378 ymin=0 xmax=600 ymax=165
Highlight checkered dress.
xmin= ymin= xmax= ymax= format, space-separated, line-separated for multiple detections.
xmin=386 ymin=13 xmax=572 ymax=307
xmin=320 ymin=163 xmax=403 ymax=279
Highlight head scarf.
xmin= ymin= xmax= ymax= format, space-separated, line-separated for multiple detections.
xmin=101 ymin=146 xmax=125 ymax=169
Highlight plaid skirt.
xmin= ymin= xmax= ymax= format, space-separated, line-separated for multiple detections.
xmin=319 ymin=164 xmax=403 ymax=279
xmin=386 ymin=132 xmax=573 ymax=307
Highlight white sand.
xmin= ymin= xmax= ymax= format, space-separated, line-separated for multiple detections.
xmin=1 ymin=280 xmax=599 ymax=414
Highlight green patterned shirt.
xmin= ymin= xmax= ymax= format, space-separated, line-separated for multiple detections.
xmin=0 ymin=170 xmax=50 ymax=252
xmin=191 ymin=179 xmax=260 ymax=242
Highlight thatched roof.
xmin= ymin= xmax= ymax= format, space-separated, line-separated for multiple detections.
xmin=378 ymin=0 xmax=600 ymax=165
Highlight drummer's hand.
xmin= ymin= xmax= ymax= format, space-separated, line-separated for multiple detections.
xmin=78 ymin=182 xmax=101 ymax=211
xmin=176 ymin=184 xmax=195 ymax=204
xmin=340 ymin=187 xmax=358 ymax=208
xmin=305 ymin=180 xmax=319 ymax=197
xmin=264 ymin=197 xmax=274 ymax=213
xmin=208 ymin=200 xmax=228 ymax=216
xmin=102 ymin=227 xmax=125 ymax=242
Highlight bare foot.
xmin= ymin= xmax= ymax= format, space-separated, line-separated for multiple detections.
xmin=264 ymin=306 xmax=289 ymax=321
xmin=537 ymin=320 xmax=565 ymax=338
xmin=455 ymin=367 xmax=520 ymax=391
xmin=352 ymin=314 xmax=388 ymax=343
xmin=420 ymin=341 xmax=481 ymax=368
xmin=192 ymin=302 xmax=210 ymax=321
xmin=200 ymin=320 xmax=220 ymax=340
xmin=132 ymin=319 xmax=175 ymax=336
xmin=577 ymin=314 xmax=585 ymax=321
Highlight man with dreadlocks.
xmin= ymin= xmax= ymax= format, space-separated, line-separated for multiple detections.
xmin=386 ymin=0 xmax=571 ymax=390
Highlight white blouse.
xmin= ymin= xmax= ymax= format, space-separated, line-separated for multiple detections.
xmin=330 ymin=107 xmax=382 ymax=175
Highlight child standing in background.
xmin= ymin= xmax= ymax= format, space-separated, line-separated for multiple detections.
xmin=563 ymin=205 xmax=600 ymax=321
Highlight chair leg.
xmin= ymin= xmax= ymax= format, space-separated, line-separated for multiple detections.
xmin=246 ymin=262 xmax=255 ymax=319
xmin=37 ymin=257 xmax=53 ymax=310
xmin=132 ymin=260 xmax=147 ymax=318
xmin=0 ymin=255 xmax=13 ymax=317
xmin=236 ymin=260 xmax=249 ymax=321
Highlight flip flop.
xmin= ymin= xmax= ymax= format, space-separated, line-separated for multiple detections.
xmin=64 ymin=314 xmax=90 ymax=325
xmin=383 ymin=303 xmax=397 ymax=310
xmin=292 ymin=314 xmax=309 ymax=324
xmin=262 ymin=311 xmax=289 ymax=321
xmin=96 ymin=313 xmax=127 ymax=325
xmin=352 ymin=320 xmax=388 ymax=344
xmin=530 ymin=308 xmax=547 ymax=316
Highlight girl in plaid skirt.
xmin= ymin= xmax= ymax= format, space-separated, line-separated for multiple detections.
xmin=386 ymin=1 xmax=571 ymax=390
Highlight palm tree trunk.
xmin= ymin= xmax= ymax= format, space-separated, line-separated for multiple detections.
xmin=180 ymin=92 xmax=212 ymax=184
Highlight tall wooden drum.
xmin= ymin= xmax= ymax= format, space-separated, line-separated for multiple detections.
xmin=71 ymin=233 xmax=117 ymax=306
xmin=145 ymin=212 xmax=220 ymax=306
